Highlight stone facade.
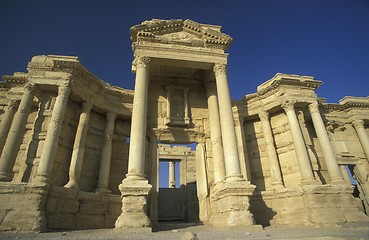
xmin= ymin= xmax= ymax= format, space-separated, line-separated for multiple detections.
xmin=0 ymin=19 xmax=368 ymax=232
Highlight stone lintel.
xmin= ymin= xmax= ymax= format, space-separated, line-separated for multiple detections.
xmin=133 ymin=45 xmax=228 ymax=69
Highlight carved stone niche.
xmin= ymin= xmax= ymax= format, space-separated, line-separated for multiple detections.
xmin=165 ymin=86 xmax=190 ymax=127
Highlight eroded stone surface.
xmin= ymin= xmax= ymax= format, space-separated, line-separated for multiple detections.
xmin=0 ymin=19 xmax=368 ymax=232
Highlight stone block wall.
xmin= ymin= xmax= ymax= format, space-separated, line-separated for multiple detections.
xmin=45 ymin=186 xmax=121 ymax=230
xmin=270 ymin=112 xmax=300 ymax=188
xmin=0 ymin=183 xmax=49 ymax=232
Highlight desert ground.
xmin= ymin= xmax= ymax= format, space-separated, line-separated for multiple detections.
xmin=1 ymin=223 xmax=369 ymax=240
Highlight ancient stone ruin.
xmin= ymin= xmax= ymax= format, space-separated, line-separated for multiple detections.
xmin=0 ymin=19 xmax=368 ymax=232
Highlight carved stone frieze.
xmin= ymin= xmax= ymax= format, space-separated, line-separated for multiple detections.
xmin=130 ymin=19 xmax=232 ymax=50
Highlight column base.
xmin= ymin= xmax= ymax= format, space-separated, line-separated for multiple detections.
xmin=64 ymin=180 xmax=79 ymax=189
xmin=32 ymin=173 xmax=49 ymax=184
xmin=0 ymin=172 xmax=12 ymax=182
xmin=115 ymin=178 xmax=152 ymax=229
xmin=209 ymin=181 xmax=256 ymax=227
xmin=300 ymin=178 xmax=320 ymax=186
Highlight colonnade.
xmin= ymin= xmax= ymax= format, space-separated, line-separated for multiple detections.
xmin=0 ymin=81 xmax=121 ymax=192
xmin=257 ymin=100 xmax=345 ymax=186
xmin=0 ymin=83 xmax=35 ymax=181
xmin=123 ymin=59 xmax=245 ymax=185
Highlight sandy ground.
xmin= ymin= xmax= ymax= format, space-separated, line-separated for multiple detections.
xmin=1 ymin=223 xmax=369 ymax=240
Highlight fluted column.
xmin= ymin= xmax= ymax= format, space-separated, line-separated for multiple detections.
xmin=259 ymin=111 xmax=284 ymax=187
xmin=96 ymin=111 xmax=116 ymax=193
xmin=126 ymin=56 xmax=150 ymax=180
xmin=169 ymin=161 xmax=176 ymax=188
xmin=33 ymin=83 xmax=71 ymax=183
xmin=282 ymin=100 xmax=316 ymax=185
xmin=65 ymin=101 xmax=92 ymax=189
xmin=352 ymin=119 xmax=369 ymax=161
xmin=206 ymin=82 xmax=226 ymax=183
xmin=0 ymin=84 xmax=35 ymax=181
xmin=213 ymin=64 xmax=242 ymax=181
xmin=308 ymin=101 xmax=344 ymax=183
xmin=0 ymin=100 xmax=18 ymax=154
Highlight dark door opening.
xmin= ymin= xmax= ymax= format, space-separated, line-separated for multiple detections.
xmin=158 ymin=160 xmax=184 ymax=222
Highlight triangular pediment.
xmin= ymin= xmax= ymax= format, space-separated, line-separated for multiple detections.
xmin=130 ymin=19 xmax=232 ymax=50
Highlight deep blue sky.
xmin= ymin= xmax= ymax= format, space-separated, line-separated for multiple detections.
xmin=1 ymin=0 xmax=368 ymax=103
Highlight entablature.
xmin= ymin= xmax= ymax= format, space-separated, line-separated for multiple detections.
xmin=130 ymin=19 xmax=232 ymax=51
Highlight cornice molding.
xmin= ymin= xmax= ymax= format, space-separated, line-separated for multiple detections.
xmin=130 ymin=19 xmax=232 ymax=51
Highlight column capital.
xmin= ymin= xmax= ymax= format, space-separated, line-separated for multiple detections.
xmin=352 ymin=119 xmax=365 ymax=129
xmin=281 ymin=100 xmax=295 ymax=112
xmin=58 ymin=83 xmax=71 ymax=97
xmin=24 ymin=83 xmax=36 ymax=94
xmin=258 ymin=110 xmax=269 ymax=122
xmin=7 ymin=100 xmax=19 ymax=110
xmin=213 ymin=64 xmax=227 ymax=77
xmin=134 ymin=56 xmax=150 ymax=69
xmin=308 ymin=101 xmax=320 ymax=114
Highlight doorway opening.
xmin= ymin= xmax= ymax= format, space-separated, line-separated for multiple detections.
xmin=157 ymin=142 xmax=198 ymax=223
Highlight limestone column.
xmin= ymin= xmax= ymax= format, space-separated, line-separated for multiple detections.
xmin=259 ymin=111 xmax=284 ymax=187
xmin=115 ymin=56 xmax=152 ymax=229
xmin=352 ymin=119 xmax=369 ymax=161
xmin=0 ymin=100 xmax=18 ymax=154
xmin=206 ymin=82 xmax=226 ymax=183
xmin=0 ymin=83 xmax=35 ymax=181
xmin=282 ymin=100 xmax=316 ymax=185
xmin=125 ymin=56 xmax=150 ymax=180
xmin=64 ymin=101 xmax=92 ymax=189
xmin=96 ymin=111 xmax=116 ymax=193
xmin=33 ymin=83 xmax=71 ymax=183
xmin=168 ymin=161 xmax=176 ymax=188
xmin=308 ymin=101 xmax=344 ymax=183
xmin=213 ymin=64 xmax=242 ymax=181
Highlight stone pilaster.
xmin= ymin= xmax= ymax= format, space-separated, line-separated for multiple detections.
xmin=0 ymin=83 xmax=35 ymax=181
xmin=0 ymin=100 xmax=18 ymax=154
xmin=206 ymin=82 xmax=226 ymax=183
xmin=352 ymin=119 xmax=369 ymax=162
xmin=282 ymin=100 xmax=317 ymax=185
xmin=116 ymin=56 xmax=152 ymax=229
xmin=96 ymin=111 xmax=116 ymax=193
xmin=64 ymin=101 xmax=92 ymax=189
xmin=33 ymin=82 xmax=71 ymax=184
xmin=308 ymin=101 xmax=344 ymax=183
xmin=213 ymin=64 xmax=242 ymax=181
xmin=259 ymin=111 xmax=284 ymax=188
xmin=168 ymin=161 xmax=176 ymax=188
